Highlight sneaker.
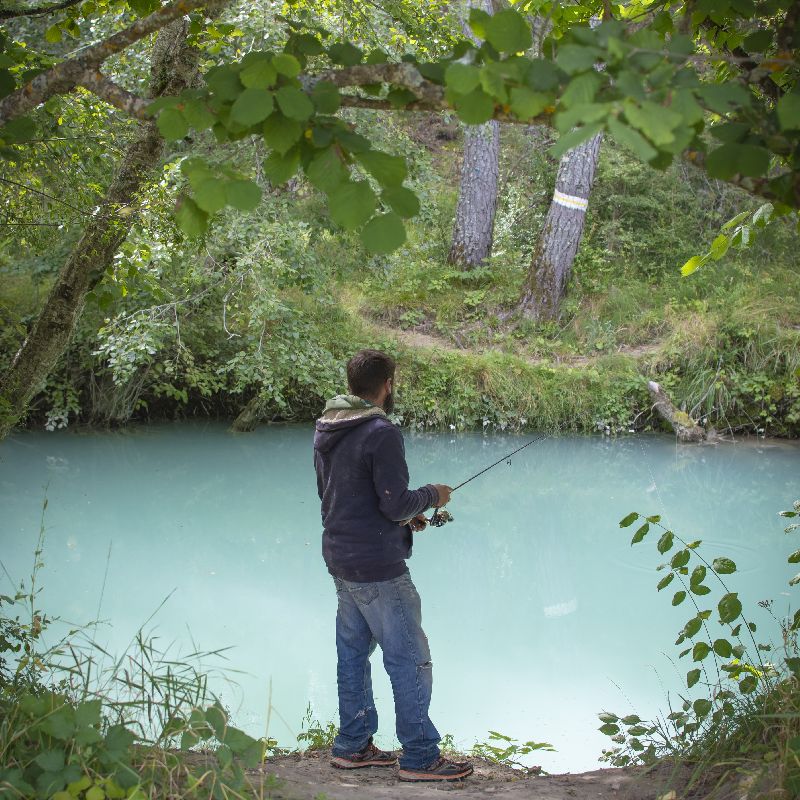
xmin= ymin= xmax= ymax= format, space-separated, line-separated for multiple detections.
xmin=330 ymin=740 xmax=398 ymax=769
xmin=398 ymin=756 xmax=474 ymax=782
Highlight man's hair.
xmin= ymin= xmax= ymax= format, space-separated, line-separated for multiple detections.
xmin=347 ymin=349 xmax=395 ymax=398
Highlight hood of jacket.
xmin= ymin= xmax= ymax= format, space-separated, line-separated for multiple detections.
xmin=313 ymin=395 xmax=387 ymax=454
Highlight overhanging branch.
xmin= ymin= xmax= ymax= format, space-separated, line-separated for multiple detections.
xmin=0 ymin=0 xmax=82 ymax=19
xmin=0 ymin=0 xmax=206 ymax=127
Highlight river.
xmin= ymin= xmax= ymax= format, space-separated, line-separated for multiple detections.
xmin=1 ymin=423 xmax=798 ymax=773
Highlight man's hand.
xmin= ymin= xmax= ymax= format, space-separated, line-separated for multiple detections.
xmin=409 ymin=514 xmax=428 ymax=532
xmin=431 ymin=484 xmax=452 ymax=507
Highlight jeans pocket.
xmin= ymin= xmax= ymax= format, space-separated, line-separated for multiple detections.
xmin=349 ymin=584 xmax=379 ymax=606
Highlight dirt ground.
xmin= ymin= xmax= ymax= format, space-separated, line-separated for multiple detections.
xmin=245 ymin=750 xmax=696 ymax=800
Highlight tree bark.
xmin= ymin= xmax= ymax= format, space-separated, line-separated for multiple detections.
xmin=0 ymin=18 xmax=202 ymax=439
xmin=447 ymin=0 xmax=500 ymax=269
xmin=518 ymin=131 xmax=603 ymax=321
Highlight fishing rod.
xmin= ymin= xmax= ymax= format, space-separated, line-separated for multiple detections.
xmin=426 ymin=432 xmax=551 ymax=528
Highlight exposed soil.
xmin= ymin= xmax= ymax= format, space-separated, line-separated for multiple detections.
xmin=242 ymin=750 xmax=697 ymax=800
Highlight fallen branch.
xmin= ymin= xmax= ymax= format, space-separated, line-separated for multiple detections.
xmin=648 ymin=380 xmax=709 ymax=443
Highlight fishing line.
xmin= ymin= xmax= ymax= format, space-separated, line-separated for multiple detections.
xmin=427 ymin=432 xmax=551 ymax=527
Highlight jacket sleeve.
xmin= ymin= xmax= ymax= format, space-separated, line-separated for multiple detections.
xmin=366 ymin=424 xmax=437 ymax=522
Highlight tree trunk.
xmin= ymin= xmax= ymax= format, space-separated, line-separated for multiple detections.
xmin=518 ymin=132 xmax=603 ymax=320
xmin=447 ymin=0 xmax=500 ymax=269
xmin=447 ymin=120 xmax=500 ymax=267
xmin=0 ymin=19 xmax=202 ymax=439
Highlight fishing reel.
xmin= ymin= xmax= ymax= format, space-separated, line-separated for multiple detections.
xmin=428 ymin=509 xmax=453 ymax=528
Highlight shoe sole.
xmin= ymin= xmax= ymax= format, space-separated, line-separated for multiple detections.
xmin=397 ymin=767 xmax=474 ymax=782
xmin=331 ymin=758 xmax=398 ymax=769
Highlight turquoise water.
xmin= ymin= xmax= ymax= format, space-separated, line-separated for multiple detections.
xmin=1 ymin=423 xmax=798 ymax=773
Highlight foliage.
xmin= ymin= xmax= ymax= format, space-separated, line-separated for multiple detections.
xmin=598 ymin=501 xmax=800 ymax=795
xmin=1 ymin=0 xmax=799 ymax=254
xmin=471 ymin=730 xmax=554 ymax=769
xmin=296 ymin=705 xmax=337 ymax=751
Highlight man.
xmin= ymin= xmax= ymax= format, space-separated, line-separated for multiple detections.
xmin=313 ymin=349 xmax=473 ymax=782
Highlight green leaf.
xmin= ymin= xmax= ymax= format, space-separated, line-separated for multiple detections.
xmin=484 ymin=9 xmax=532 ymax=53
xmin=75 ymin=699 xmax=102 ymax=728
xmin=193 ymin=178 xmax=227 ymax=214
xmin=182 ymin=99 xmax=215 ymax=131
xmin=712 ymin=557 xmax=737 ymax=574
xmin=693 ymin=698 xmax=712 ymax=717
xmin=657 ymin=530 xmax=674 ymax=554
xmin=697 ymin=83 xmax=751 ymax=114
xmin=739 ymin=675 xmax=757 ymax=694
xmin=381 ymin=186 xmax=420 ymax=218
xmin=360 ymin=212 xmax=406 ymax=254
xmin=599 ymin=723 xmax=620 ymax=736
xmin=671 ymin=549 xmax=690 ymax=569
xmin=657 ymin=573 xmax=674 ymax=591
xmin=556 ymin=44 xmax=599 ymax=74
xmin=706 ymin=143 xmax=770 ymax=180
xmin=275 ymin=87 xmax=314 ymax=121
xmin=788 ymin=549 xmax=800 ymax=564
xmin=560 ymin=73 xmax=601 ymax=108
xmin=479 ymin=64 xmax=507 ymax=102
xmin=272 ymin=53 xmax=301 ymax=77
xmin=454 ymin=88 xmax=495 ymax=125
xmin=327 ymin=42 xmax=363 ymax=66
xmin=607 ymin=117 xmax=658 ymax=163
xmin=306 ymin=148 xmax=348 ymax=194
xmin=35 ymin=750 xmax=65 ymax=772
xmin=45 ymin=24 xmax=62 ymax=43
xmin=690 ymin=565 xmax=707 ymax=586
xmin=509 ymin=87 xmax=550 ymax=120
xmin=621 ymin=714 xmax=641 ymax=725
xmin=240 ymin=57 xmax=277 ymax=89
xmin=157 ymin=108 xmax=188 ymax=140
xmin=230 ymin=88 xmax=274 ymax=126
xmin=288 ymin=34 xmax=324 ymax=56
xmin=328 ymin=180 xmax=377 ymax=230
xmin=777 ymin=93 xmax=800 ymax=132
xmin=785 ymin=657 xmax=800 ymax=677
xmin=226 ymin=179 xmax=262 ymax=211
xmin=549 ymin=122 xmax=603 ymax=160
xmin=685 ymin=616 xmax=702 ymax=638
xmin=42 ymin=706 xmax=75 ymax=740
xmin=687 ymin=668 xmax=701 ymax=688
xmin=525 ymin=59 xmax=559 ymax=91
xmin=205 ymin=65 xmax=242 ymax=101
xmin=619 ymin=512 xmax=639 ymax=528
xmin=691 ymin=584 xmax=711 ymax=595
xmin=672 ymin=590 xmax=686 ymax=606
xmin=262 ymin=113 xmax=302 ymax=155
xmin=713 ymin=638 xmax=732 ymax=658
xmin=681 ymin=254 xmax=708 ymax=276
xmin=175 ymin=196 xmax=208 ymax=238
xmin=311 ymin=81 xmax=340 ymax=114
xmin=630 ymin=522 xmax=649 ymax=545
xmin=718 ymin=592 xmax=743 ymax=624
xmin=445 ymin=63 xmax=481 ymax=95
xmin=356 ymin=150 xmax=407 ymax=187
xmin=262 ymin=148 xmax=300 ymax=184
xmin=623 ymin=100 xmax=682 ymax=146
xmin=692 ymin=641 xmax=711 ymax=661
xmin=598 ymin=712 xmax=618 ymax=723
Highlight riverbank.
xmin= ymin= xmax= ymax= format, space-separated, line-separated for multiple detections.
xmin=181 ymin=749 xmax=785 ymax=800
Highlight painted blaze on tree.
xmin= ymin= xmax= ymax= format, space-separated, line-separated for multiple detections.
xmin=0 ymin=2 xmax=798 ymax=255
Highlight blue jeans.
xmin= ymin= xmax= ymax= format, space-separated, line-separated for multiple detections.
xmin=331 ymin=571 xmax=441 ymax=769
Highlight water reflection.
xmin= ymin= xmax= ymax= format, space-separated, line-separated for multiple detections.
xmin=1 ymin=424 xmax=798 ymax=773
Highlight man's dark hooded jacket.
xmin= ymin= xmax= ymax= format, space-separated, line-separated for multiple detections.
xmin=314 ymin=395 xmax=437 ymax=582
